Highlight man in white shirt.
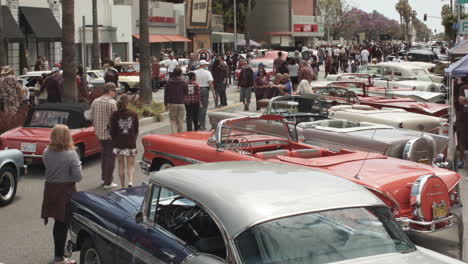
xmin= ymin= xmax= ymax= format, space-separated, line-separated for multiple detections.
xmin=194 ymin=60 xmax=214 ymax=130
xmin=166 ymin=54 xmax=179 ymax=78
xmin=361 ymin=49 xmax=370 ymax=66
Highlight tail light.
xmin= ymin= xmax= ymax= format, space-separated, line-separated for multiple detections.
xmin=439 ymin=122 xmax=449 ymax=136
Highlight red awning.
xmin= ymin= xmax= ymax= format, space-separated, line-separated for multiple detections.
xmin=162 ymin=34 xmax=192 ymax=42
xmin=133 ymin=34 xmax=170 ymax=43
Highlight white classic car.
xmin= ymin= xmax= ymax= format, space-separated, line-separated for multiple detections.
xmin=327 ymin=63 xmax=445 ymax=92
xmin=329 ymin=105 xmax=446 ymax=133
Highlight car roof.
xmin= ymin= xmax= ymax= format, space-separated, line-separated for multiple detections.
xmin=150 ymin=161 xmax=384 ymax=238
xmin=378 ymin=62 xmax=421 ymax=70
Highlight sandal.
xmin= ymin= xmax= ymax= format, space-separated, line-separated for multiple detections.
xmin=54 ymin=258 xmax=76 ymax=264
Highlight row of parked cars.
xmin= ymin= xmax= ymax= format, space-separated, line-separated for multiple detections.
xmin=0 ymin=55 xmax=463 ymax=263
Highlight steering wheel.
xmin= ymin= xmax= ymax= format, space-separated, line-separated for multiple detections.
xmin=228 ymin=136 xmax=253 ymax=155
xmin=165 ymin=196 xmax=203 ymax=239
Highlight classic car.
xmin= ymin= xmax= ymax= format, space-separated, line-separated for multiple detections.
xmin=0 ymin=103 xmax=100 ymax=163
xmin=0 ymin=149 xmax=26 ymax=206
xmin=67 ymin=161 xmax=465 ymax=264
xmin=140 ymin=115 xmax=462 ymax=233
xmin=327 ymin=63 xmax=445 ymax=92
xmin=329 ymin=105 xmax=446 ymax=134
xmin=312 ymin=74 xmax=447 ymax=103
xmin=406 ymin=49 xmax=440 ymax=63
xmin=297 ymin=119 xmax=449 ymax=166
xmin=312 ymin=82 xmax=449 ymax=117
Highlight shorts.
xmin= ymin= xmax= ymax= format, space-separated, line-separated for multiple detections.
xmin=113 ymin=148 xmax=137 ymax=157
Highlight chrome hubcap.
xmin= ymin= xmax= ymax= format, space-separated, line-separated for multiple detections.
xmin=84 ymin=248 xmax=101 ymax=264
xmin=160 ymin=163 xmax=172 ymax=170
xmin=0 ymin=171 xmax=14 ymax=201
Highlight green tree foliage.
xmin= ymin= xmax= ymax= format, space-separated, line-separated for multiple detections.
xmin=212 ymin=0 xmax=255 ymax=32
xmin=441 ymin=4 xmax=466 ymax=41
xmin=318 ymin=0 xmax=353 ymax=40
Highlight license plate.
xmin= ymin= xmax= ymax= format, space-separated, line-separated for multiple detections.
xmin=432 ymin=201 xmax=447 ymax=219
xmin=21 ymin=143 xmax=36 ymax=153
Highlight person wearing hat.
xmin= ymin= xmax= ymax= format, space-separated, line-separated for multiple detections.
xmin=42 ymin=67 xmax=63 ymax=103
xmin=0 ymin=66 xmax=21 ymax=116
xmin=194 ymin=60 xmax=214 ymax=130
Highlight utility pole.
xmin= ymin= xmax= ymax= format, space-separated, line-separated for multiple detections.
xmin=245 ymin=0 xmax=252 ymax=51
xmin=234 ymin=0 xmax=237 ymax=52
xmin=82 ymin=16 xmax=87 ymax=82
xmin=0 ymin=2 xmax=6 ymax=66
xmin=91 ymin=0 xmax=100 ymax=69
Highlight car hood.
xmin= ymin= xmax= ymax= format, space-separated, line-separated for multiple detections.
xmin=337 ymin=247 xmax=465 ymax=264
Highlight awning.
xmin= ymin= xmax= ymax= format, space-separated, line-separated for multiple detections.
xmin=1 ymin=6 xmax=24 ymax=42
xmin=20 ymin=7 xmax=62 ymax=41
xmin=133 ymin=34 xmax=191 ymax=43
xmin=162 ymin=34 xmax=191 ymax=42
xmin=445 ymin=54 xmax=468 ymax=77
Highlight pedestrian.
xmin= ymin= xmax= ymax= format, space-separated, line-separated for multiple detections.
xmin=361 ymin=48 xmax=370 ymax=66
xmin=273 ymin=51 xmax=284 ymax=74
xmin=298 ymin=61 xmax=314 ymax=83
xmin=114 ymin=54 xmax=122 ymax=64
xmin=76 ymin=66 xmax=89 ymax=103
xmin=280 ymin=74 xmax=292 ymax=95
xmin=166 ymin=54 xmax=179 ymax=78
xmin=185 ymin=72 xmax=201 ymax=131
xmin=90 ymin=82 xmax=118 ymax=189
xmin=34 ymin=56 xmax=43 ymax=71
xmin=187 ymin=53 xmax=198 ymax=72
xmin=110 ymin=94 xmax=139 ymax=188
xmin=297 ymin=79 xmax=313 ymax=95
xmin=225 ymin=55 xmax=233 ymax=85
xmin=37 ymin=73 xmax=49 ymax=104
xmin=151 ymin=57 xmax=161 ymax=92
xmin=42 ymin=67 xmax=63 ymax=103
xmin=237 ymin=60 xmax=254 ymax=111
xmin=254 ymin=68 xmax=269 ymax=110
xmin=0 ymin=66 xmax=21 ymax=116
xmin=455 ymin=77 xmax=468 ymax=169
xmin=104 ymin=60 xmax=119 ymax=86
xmin=211 ymin=57 xmax=229 ymax=107
xmin=164 ymin=67 xmax=188 ymax=133
xmin=41 ymin=124 xmax=82 ymax=264
xmin=194 ymin=60 xmax=214 ymax=130
xmin=324 ymin=51 xmax=333 ymax=77
xmin=288 ymin=59 xmax=299 ymax=91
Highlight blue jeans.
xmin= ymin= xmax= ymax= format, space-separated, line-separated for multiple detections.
xmin=198 ymin=87 xmax=210 ymax=128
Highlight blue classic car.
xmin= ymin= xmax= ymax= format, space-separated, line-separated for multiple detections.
xmin=0 ymin=149 xmax=26 ymax=206
xmin=67 ymin=161 xmax=465 ymax=264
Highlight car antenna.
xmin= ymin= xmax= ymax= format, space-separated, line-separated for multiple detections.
xmin=354 ymin=128 xmax=378 ymax=179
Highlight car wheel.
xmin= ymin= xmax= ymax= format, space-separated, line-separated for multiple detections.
xmin=0 ymin=166 xmax=17 ymax=206
xmin=80 ymin=238 xmax=102 ymax=264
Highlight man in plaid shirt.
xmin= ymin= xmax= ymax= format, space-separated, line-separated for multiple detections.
xmin=90 ymin=82 xmax=118 ymax=189
xmin=185 ymin=72 xmax=201 ymax=131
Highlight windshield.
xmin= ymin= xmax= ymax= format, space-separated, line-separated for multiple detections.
xmin=268 ymin=96 xmax=325 ymax=116
xmin=411 ymin=69 xmax=432 ymax=82
xmin=357 ymin=66 xmax=382 ymax=76
xmin=236 ymin=206 xmax=415 ymax=264
xmin=250 ymin=60 xmax=273 ymax=69
xmin=27 ymin=110 xmax=70 ymax=128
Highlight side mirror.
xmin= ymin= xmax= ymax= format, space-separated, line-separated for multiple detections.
xmin=135 ymin=211 xmax=144 ymax=224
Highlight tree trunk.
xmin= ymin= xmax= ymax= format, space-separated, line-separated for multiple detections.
xmin=62 ymin=0 xmax=77 ymax=103
xmin=91 ymin=0 xmax=100 ymax=69
xmin=245 ymin=0 xmax=252 ymax=51
xmin=0 ymin=3 xmax=7 ymax=66
xmin=139 ymin=0 xmax=152 ymax=103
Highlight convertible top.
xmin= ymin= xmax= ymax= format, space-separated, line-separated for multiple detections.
xmin=32 ymin=103 xmax=90 ymax=113
xmin=25 ymin=103 xmax=91 ymax=129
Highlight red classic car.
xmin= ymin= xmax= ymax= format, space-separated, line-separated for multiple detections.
xmin=313 ymin=80 xmax=449 ymax=118
xmin=0 ymin=103 xmax=100 ymax=163
xmin=140 ymin=115 xmax=461 ymax=234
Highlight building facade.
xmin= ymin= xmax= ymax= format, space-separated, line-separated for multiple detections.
xmin=248 ymin=0 xmax=324 ymax=48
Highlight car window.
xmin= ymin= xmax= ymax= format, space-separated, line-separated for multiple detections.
xmin=26 ymin=110 xmax=70 ymax=128
xmin=412 ymin=69 xmax=432 ymax=82
xmin=357 ymin=66 xmax=382 ymax=76
xmin=383 ymin=67 xmax=392 ymax=76
xmin=394 ymin=70 xmax=402 ymax=76
xmin=235 ymin=206 xmax=415 ymax=264
xmin=152 ymin=186 xmax=227 ymax=259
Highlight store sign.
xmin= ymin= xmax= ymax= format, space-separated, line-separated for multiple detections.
xmin=149 ymin=16 xmax=175 ymax=24
xmin=460 ymin=20 xmax=468 ymax=35
xmin=294 ymin=24 xmax=320 ymax=33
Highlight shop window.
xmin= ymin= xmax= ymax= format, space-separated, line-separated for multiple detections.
xmin=113 ymin=43 xmax=128 ymax=61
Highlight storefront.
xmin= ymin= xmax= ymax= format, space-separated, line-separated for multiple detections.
xmin=211 ymin=32 xmax=245 ymax=54
xmin=186 ymin=0 xmax=212 ymax=52
xmin=1 ymin=5 xmax=24 ymax=74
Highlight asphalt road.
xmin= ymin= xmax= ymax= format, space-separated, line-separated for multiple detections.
xmin=1 ymin=73 xmax=468 ymax=263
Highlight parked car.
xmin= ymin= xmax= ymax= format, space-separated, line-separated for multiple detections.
xmin=298 ymin=119 xmax=449 ymax=166
xmin=0 ymin=149 xmax=26 ymax=206
xmin=0 ymin=103 xmax=100 ymax=164
xmin=67 ymin=161 xmax=465 ymax=264
xmin=329 ymin=105 xmax=446 ymax=134
xmin=140 ymin=115 xmax=461 ymax=233
xmin=406 ymin=49 xmax=440 ymax=63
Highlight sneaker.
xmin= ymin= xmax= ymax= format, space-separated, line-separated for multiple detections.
xmin=103 ymin=183 xmax=118 ymax=189
xmin=458 ymin=160 xmax=465 ymax=169
xmin=128 ymin=182 xmax=133 ymax=188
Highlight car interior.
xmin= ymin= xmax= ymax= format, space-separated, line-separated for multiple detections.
xmin=155 ymin=194 xmax=227 ymax=259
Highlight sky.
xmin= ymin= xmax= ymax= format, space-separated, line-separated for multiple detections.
xmin=351 ymin=0 xmax=448 ymax=34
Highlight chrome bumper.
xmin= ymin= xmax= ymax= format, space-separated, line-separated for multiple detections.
xmin=23 ymin=154 xmax=43 ymax=159
xmin=139 ymin=160 xmax=151 ymax=175
xmin=396 ymin=213 xmax=458 ymax=233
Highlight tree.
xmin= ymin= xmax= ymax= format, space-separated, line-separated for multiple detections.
xmin=0 ymin=2 xmax=6 ymax=66
xmin=139 ymin=0 xmax=152 ymax=103
xmin=441 ymin=4 xmax=465 ymax=42
xmin=61 ymin=0 xmax=77 ymax=103
xmin=317 ymin=0 xmax=352 ymax=41
xmin=343 ymin=8 xmax=401 ymax=41
xmin=395 ymin=0 xmax=412 ymax=41
xmin=91 ymin=0 xmax=100 ymax=69
xmin=212 ymin=0 xmax=255 ymax=32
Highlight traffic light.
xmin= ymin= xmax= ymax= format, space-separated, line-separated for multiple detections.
xmin=424 ymin=14 xmax=427 ymax=21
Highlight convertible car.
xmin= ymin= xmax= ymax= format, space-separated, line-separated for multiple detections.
xmin=329 ymin=105 xmax=446 ymax=134
xmin=141 ymin=115 xmax=461 ymax=233
xmin=67 ymin=162 xmax=465 ymax=264
xmin=0 ymin=103 xmax=100 ymax=163
xmin=0 ymin=149 xmax=26 ymax=206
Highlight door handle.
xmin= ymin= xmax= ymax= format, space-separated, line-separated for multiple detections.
xmin=162 ymin=250 xmax=176 ymax=261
